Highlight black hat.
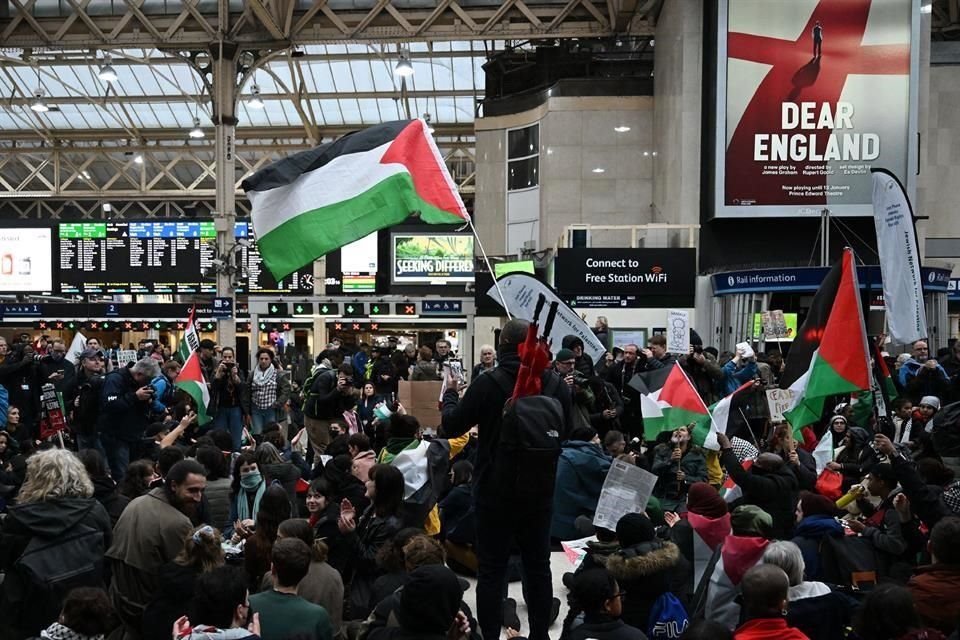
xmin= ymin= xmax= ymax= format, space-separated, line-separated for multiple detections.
xmin=616 ymin=513 xmax=655 ymax=546
xmin=198 ymin=339 xmax=216 ymax=350
xmin=79 ymin=348 xmax=103 ymax=360
xmin=555 ymin=348 xmax=577 ymax=362
xmin=398 ymin=565 xmax=464 ymax=634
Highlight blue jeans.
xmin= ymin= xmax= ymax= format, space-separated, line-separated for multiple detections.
xmin=76 ymin=432 xmax=106 ymax=460
xmin=101 ymin=433 xmax=131 ymax=483
xmin=250 ymin=407 xmax=276 ymax=436
xmin=213 ymin=406 xmax=244 ymax=451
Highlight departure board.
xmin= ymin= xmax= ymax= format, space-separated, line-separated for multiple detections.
xmin=58 ymin=221 xmax=313 ymax=295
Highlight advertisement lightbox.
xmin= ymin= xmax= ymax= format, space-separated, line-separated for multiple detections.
xmin=713 ymin=0 xmax=919 ymax=217
xmin=391 ymin=233 xmax=475 ymax=284
xmin=0 ymin=228 xmax=52 ymax=293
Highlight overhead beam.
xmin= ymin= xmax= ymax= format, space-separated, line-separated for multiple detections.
xmin=2 ymin=0 xmax=652 ymax=48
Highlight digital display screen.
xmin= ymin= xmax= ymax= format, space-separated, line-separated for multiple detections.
xmin=340 ymin=232 xmax=378 ymax=293
xmin=58 ymin=221 xmax=313 ymax=295
xmin=391 ymin=233 xmax=475 ymax=284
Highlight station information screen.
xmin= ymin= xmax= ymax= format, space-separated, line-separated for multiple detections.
xmin=58 ymin=221 xmax=312 ymax=295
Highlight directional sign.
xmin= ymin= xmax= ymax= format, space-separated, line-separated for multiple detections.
xmin=421 ymin=300 xmax=463 ymax=315
xmin=369 ymin=303 xmax=388 ymax=316
xmin=1 ymin=303 xmax=43 ymax=318
xmin=265 ymin=302 xmax=289 ymax=317
xmin=317 ymin=303 xmax=340 ymax=316
xmin=342 ymin=303 xmax=365 ymax=318
xmin=395 ymin=302 xmax=418 ymax=316
xmin=211 ymin=297 xmax=233 ymax=319
xmin=292 ymin=302 xmax=314 ymax=316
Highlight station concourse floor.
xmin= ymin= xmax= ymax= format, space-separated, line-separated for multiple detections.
xmin=458 ymin=550 xmax=573 ymax=640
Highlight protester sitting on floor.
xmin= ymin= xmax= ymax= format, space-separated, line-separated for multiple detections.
xmin=791 ymin=492 xmax=843 ymax=581
xmin=367 ymin=565 xmax=471 ymax=640
xmin=552 ymin=425 xmax=612 ymax=540
xmin=560 ymin=567 xmax=649 ymax=640
xmin=604 ymin=512 xmax=689 ymax=631
xmin=851 ymin=584 xmax=947 ymax=640
xmin=37 ymin=587 xmax=117 ymax=640
xmin=651 ymin=426 xmax=708 ymax=512
xmin=733 ymin=565 xmax=809 ymax=640
xmin=175 ymin=565 xmax=261 ymax=640
xmin=908 ymin=517 xmax=960 ymax=633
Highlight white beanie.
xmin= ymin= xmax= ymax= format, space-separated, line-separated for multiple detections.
xmin=919 ymin=396 xmax=941 ymax=411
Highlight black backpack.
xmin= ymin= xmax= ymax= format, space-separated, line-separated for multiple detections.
xmin=4 ymin=521 xmax=105 ymax=635
xmin=301 ymin=368 xmax=336 ymax=419
xmin=72 ymin=374 xmax=104 ymax=436
xmin=490 ymin=368 xmax=565 ymax=502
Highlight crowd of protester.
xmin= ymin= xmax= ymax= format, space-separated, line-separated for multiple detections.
xmin=3 ymin=324 xmax=960 ymax=640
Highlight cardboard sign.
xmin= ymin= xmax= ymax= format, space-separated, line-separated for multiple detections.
xmin=666 ymin=310 xmax=690 ymax=354
xmin=117 ymin=350 xmax=138 ymax=367
xmin=398 ymin=380 xmax=443 ymax=429
xmin=766 ymin=388 xmax=795 ymax=422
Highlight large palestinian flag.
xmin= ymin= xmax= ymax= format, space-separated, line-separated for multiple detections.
xmin=243 ymin=119 xmax=469 ymax=280
xmin=782 ymin=248 xmax=871 ymax=430
xmin=175 ymin=350 xmax=211 ymax=426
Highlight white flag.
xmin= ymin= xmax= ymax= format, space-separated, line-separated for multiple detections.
xmin=66 ymin=331 xmax=87 ymax=364
xmin=872 ymin=169 xmax=927 ymax=344
xmin=812 ymin=432 xmax=835 ymax=475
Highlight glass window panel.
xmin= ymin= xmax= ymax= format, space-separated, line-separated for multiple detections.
xmin=370 ymin=61 xmax=396 ymax=92
xmin=325 ymin=44 xmax=347 ymax=54
xmin=338 ymin=99 xmax=362 ymax=124
xmin=349 ymin=60 xmax=375 ymax=92
xmin=329 ymin=61 xmax=356 ymax=92
xmin=307 ymin=61 xmax=336 ymax=92
xmin=316 ymin=99 xmax=343 ymax=126
xmin=434 ymin=97 xmax=457 ymax=123
xmin=377 ymin=98 xmax=404 ymax=121
xmin=507 ymin=157 xmax=539 ymax=191
xmin=451 ymin=57 xmax=474 ymax=90
xmin=357 ymin=99 xmax=381 ymax=124
xmin=508 ymin=124 xmax=539 ymax=159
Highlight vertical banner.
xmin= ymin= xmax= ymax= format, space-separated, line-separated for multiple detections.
xmin=667 ymin=310 xmax=690 ymax=354
xmin=713 ymin=0 xmax=919 ymax=218
xmin=871 ymin=168 xmax=926 ymax=344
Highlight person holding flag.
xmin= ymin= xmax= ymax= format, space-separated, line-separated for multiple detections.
xmin=651 ymin=425 xmax=708 ymax=512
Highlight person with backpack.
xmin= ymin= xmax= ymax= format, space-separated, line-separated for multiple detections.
xmin=303 ymin=362 xmax=359 ymax=459
xmin=441 ymin=318 xmax=573 ymax=640
xmin=149 ymin=360 xmax=181 ymax=419
xmin=71 ymin=348 xmax=106 ymax=456
xmin=0 ymin=449 xmax=113 ymax=639
xmin=604 ymin=513 xmax=690 ymax=637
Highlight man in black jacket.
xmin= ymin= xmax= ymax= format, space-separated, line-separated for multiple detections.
xmin=605 ymin=345 xmax=642 ymax=438
xmin=37 ymin=338 xmax=78 ymax=400
xmin=98 ymin=357 xmax=160 ymax=482
xmin=441 ymin=318 xmax=572 ymax=640
xmin=717 ymin=432 xmax=799 ymax=539
xmin=303 ymin=362 xmax=358 ymax=458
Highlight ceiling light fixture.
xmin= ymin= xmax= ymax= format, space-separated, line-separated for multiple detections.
xmin=189 ymin=117 xmax=205 ymax=139
xmin=81 ymin=170 xmax=92 ymax=179
xmin=592 ymin=167 xmax=605 ymax=174
xmin=98 ymin=54 xmax=118 ymax=83
xmin=247 ymin=84 xmax=265 ymax=109
xmin=394 ymin=51 xmax=414 ymax=77
xmin=102 ymin=203 xmax=112 ymax=212
xmin=614 ymin=126 xmax=631 ymax=133
xmin=30 ymin=88 xmax=49 ymax=112
xmin=134 ymin=154 xmax=144 ymax=164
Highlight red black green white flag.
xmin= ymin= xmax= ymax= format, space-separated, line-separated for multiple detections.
xmin=242 ymin=119 xmax=469 ymax=280
xmin=782 ymin=248 xmax=871 ymax=430
xmin=175 ymin=350 xmax=211 ymax=426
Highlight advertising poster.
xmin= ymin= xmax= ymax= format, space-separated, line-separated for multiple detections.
xmin=714 ymin=0 xmax=918 ymax=217
xmin=392 ymin=233 xmax=475 ymax=284
xmin=752 ymin=312 xmax=798 ymax=340
xmin=0 ymin=228 xmax=52 ymax=293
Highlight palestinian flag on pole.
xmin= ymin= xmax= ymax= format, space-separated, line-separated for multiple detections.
xmin=175 ymin=350 xmax=211 ymax=426
xmin=243 ymin=119 xmax=469 ymax=280
xmin=640 ymin=364 xmax=710 ymax=441
xmin=177 ymin=306 xmax=199 ymax=363
xmin=782 ymin=248 xmax=871 ymax=433
xmin=694 ymin=381 xmax=756 ymax=450
xmin=874 ymin=338 xmax=898 ymax=405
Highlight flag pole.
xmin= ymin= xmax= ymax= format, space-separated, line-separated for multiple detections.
xmin=464 ymin=215 xmax=513 ymax=320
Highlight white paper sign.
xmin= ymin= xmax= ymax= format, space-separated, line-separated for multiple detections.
xmin=592 ymin=459 xmax=658 ymax=531
xmin=666 ymin=310 xmax=690 ymax=354
xmin=766 ymin=388 xmax=796 ymax=422
xmin=117 ymin=350 xmax=138 ymax=367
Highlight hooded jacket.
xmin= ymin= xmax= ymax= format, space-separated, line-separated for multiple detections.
xmin=605 ymin=540 xmax=690 ymax=631
xmin=141 ymin=562 xmax=202 ymax=640
xmin=98 ymin=367 xmax=152 ymax=442
xmin=792 ymin=515 xmax=844 ymax=580
xmin=720 ymin=448 xmax=799 ymax=539
xmin=569 ymin=616 xmax=649 ymax=640
xmin=909 ymin=563 xmax=960 ymax=633
xmin=551 ymin=439 xmax=612 ymax=539
xmin=0 ymin=497 xmax=112 ymax=637
xmin=90 ymin=474 xmax=131 ymax=527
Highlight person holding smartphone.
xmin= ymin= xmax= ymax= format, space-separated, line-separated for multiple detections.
xmin=303 ymin=362 xmax=358 ymax=458
xmin=97 ymin=357 xmax=162 ymax=482
xmin=38 ymin=338 xmax=77 ymax=399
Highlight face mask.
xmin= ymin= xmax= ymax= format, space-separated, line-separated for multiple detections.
xmin=240 ymin=471 xmax=262 ymax=490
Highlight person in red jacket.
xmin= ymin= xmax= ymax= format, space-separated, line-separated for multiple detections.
xmin=733 ymin=565 xmax=809 ymax=640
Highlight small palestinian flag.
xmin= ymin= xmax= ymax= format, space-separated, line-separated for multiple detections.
xmin=177 ymin=306 xmax=199 ymax=363
xmin=692 ymin=381 xmax=755 ymax=450
xmin=175 ymin=350 xmax=211 ymax=426
xmin=640 ymin=364 xmax=710 ymax=441
xmin=243 ymin=119 xmax=469 ymax=280
xmin=783 ymin=248 xmax=871 ymax=431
